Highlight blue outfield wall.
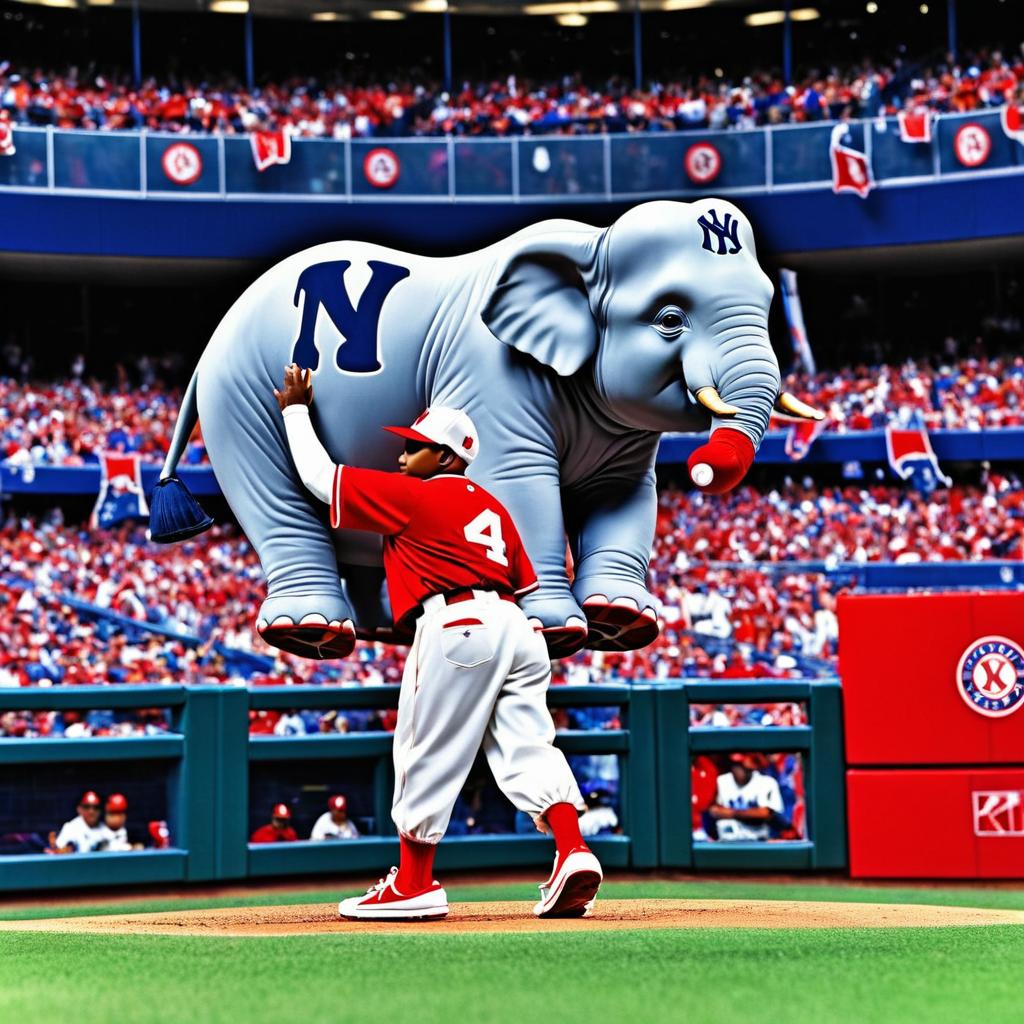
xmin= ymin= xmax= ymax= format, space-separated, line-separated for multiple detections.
xmin=2 ymin=429 xmax=1021 ymax=498
xmin=0 ymin=681 xmax=845 ymax=890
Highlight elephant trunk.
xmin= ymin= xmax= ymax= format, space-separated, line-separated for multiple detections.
xmin=684 ymin=318 xmax=781 ymax=495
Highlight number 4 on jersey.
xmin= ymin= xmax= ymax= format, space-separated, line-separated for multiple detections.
xmin=463 ymin=509 xmax=508 ymax=567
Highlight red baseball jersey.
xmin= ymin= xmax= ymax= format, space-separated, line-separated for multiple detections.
xmin=331 ymin=467 xmax=538 ymax=627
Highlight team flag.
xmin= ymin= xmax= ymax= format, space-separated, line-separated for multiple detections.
xmin=91 ymin=452 xmax=149 ymax=530
xmin=0 ymin=122 xmax=15 ymax=157
xmin=779 ymin=269 xmax=816 ymax=375
xmin=1001 ymin=102 xmax=1024 ymax=145
xmin=250 ymin=129 xmax=292 ymax=172
xmin=885 ymin=414 xmax=951 ymax=493
xmin=783 ymin=416 xmax=829 ymax=461
xmin=897 ymin=110 xmax=932 ymax=143
xmin=830 ymin=124 xmax=873 ymax=198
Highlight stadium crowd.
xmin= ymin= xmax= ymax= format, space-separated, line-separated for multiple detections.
xmin=3 ymin=356 xmax=1024 ymax=469
xmin=2 ymin=465 xmax=1021 ymax=687
xmin=2 ymin=45 xmax=1021 ymax=138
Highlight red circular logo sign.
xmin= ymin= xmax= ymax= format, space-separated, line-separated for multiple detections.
xmin=953 ymin=123 xmax=991 ymax=168
xmin=684 ymin=142 xmax=722 ymax=184
xmin=956 ymin=635 xmax=1024 ymax=718
xmin=364 ymin=148 xmax=400 ymax=189
xmin=161 ymin=142 xmax=203 ymax=186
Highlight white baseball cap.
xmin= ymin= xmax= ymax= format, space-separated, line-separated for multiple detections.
xmin=384 ymin=406 xmax=480 ymax=464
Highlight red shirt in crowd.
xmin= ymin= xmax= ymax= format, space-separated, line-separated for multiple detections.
xmin=332 ymin=467 xmax=537 ymax=628
xmin=249 ymin=824 xmax=298 ymax=843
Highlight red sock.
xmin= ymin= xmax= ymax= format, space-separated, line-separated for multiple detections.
xmin=544 ymin=802 xmax=586 ymax=858
xmin=395 ymin=835 xmax=436 ymax=894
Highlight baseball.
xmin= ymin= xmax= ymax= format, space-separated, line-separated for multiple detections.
xmin=691 ymin=462 xmax=714 ymax=487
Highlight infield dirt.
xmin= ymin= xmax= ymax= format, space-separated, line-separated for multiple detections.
xmin=4 ymin=898 xmax=1023 ymax=936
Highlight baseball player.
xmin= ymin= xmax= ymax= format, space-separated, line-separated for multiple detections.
xmin=48 ymin=791 xmax=107 ymax=854
xmin=708 ymin=753 xmax=785 ymax=842
xmin=97 ymin=793 xmax=135 ymax=852
xmin=310 ymin=794 xmax=360 ymax=840
xmin=275 ymin=363 xmax=601 ymax=920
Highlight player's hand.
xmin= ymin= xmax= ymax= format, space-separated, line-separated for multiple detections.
xmin=274 ymin=363 xmax=314 ymax=410
xmin=709 ymin=804 xmax=733 ymax=820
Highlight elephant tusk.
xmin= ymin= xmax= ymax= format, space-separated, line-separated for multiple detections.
xmin=695 ymin=387 xmax=741 ymax=417
xmin=775 ymin=391 xmax=826 ymax=421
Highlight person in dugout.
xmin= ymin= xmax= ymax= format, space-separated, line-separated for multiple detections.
xmin=250 ymin=803 xmax=299 ymax=843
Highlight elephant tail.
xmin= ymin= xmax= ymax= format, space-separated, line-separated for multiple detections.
xmin=148 ymin=369 xmax=214 ymax=544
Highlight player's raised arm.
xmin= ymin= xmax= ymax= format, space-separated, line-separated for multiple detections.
xmin=275 ymin=363 xmax=339 ymax=505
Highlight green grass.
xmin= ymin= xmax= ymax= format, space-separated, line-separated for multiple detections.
xmin=2 ymin=924 xmax=1022 ymax=1024
xmin=3 ymin=878 xmax=1024 ymax=921
xmin=2 ymin=881 xmax=1022 ymax=1024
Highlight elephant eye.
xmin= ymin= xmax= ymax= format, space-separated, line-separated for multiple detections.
xmin=652 ymin=305 xmax=691 ymax=338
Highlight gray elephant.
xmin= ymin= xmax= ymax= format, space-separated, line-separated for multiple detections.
xmin=152 ymin=198 xmax=820 ymax=659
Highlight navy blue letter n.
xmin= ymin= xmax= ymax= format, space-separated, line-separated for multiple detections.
xmin=291 ymin=260 xmax=410 ymax=373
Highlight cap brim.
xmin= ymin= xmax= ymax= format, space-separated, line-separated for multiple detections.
xmin=383 ymin=426 xmax=437 ymax=445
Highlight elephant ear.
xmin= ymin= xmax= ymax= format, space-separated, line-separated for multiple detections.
xmin=481 ymin=223 xmax=602 ymax=377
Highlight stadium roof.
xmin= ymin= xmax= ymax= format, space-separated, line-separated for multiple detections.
xmin=9 ymin=0 xmax=759 ymax=20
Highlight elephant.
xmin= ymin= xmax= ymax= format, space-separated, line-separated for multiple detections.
xmin=152 ymin=198 xmax=821 ymax=660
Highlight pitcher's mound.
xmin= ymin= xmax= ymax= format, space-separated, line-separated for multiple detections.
xmin=5 ymin=899 xmax=1023 ymax=937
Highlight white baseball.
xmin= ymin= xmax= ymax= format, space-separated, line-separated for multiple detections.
xmin=691 ymin=463 xmax=714 ymax=487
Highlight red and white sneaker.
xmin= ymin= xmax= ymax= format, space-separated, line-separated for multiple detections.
xmin=338 ymin=867 xmax=449 ymax=921
xmin=534 ymin=846 xmax=603 ymax=918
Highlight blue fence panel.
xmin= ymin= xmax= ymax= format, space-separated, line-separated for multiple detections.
xmin=518 ymin=137 xmax=606 ymax=197
xmin=869 ymin=118 xmax=936 ymax=181
xmin=936 ymin=109 xmax=1022 ymax=175
xmin=771 ymin=121 xmax=866 ymax=187
xmin=225 ymin=137 xmax=347 ymax=195
xmin=145 ymin=135 xmax=221 ymax=194
xmin=453 ymin=139 xmax=514 ymax=196
xmin=2 ymin=128 xmax=48 ymax=188
xmin=52 ymin=131 xmax=141 ymax=192
xmin=351 ymin=140 xmax=449 ymax=197
xmin=611 ymin=131 xmax=767 ymax=195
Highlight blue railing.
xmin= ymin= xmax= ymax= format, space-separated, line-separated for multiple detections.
xmin=2 ymin=109 xmax=1021 ymax=202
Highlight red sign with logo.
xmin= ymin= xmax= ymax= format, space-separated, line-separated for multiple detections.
xmin=161 ymin=142 xmax=203 ymax=185
xmin=364 ymin=147 xmax=400 ymax=189
xmin=953 ymin=122 xmax=991 ymax=167
xmin=684 ymin=142 xmax=721 ymax=185
xmin=848 ymin=769 xmax=1024 ymax=877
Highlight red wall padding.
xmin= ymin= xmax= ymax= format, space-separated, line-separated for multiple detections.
xmin=847 ymin=768 xmax=1024 ymax=878
xmin=838 ymin=592 xmax=1024 ymax=765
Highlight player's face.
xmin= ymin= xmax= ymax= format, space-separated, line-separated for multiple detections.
xmin=398 ymin=440 xmax=451 ymax=478
xmin=106 ymin=811 xmax=127 ymax=829
xmin=79 ymin=801 xmax=101 ymax=826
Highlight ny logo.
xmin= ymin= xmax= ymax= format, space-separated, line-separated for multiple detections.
xmin=697 ymin=209 xmax=742 ymax=256
xmin=291 ymin=259 xmax=410 ymax=373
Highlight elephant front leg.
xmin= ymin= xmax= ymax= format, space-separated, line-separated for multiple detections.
xmin=482 ymin=462 xmax=589 ymax=658
xmin=567 ymin=471 xmax=660 ymax=652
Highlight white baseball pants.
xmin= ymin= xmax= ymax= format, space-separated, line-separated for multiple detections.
xmin=391 ymin=590 xmax=586 ymax=844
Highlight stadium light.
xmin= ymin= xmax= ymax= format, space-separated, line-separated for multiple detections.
xmin=866 ymin=1 xmax=878 ymax=12
xmin=209 ymin=0 xmax=249 ymax=13
xmin=312 ymin=11 xmax=352 ymax=20
xmin=555 ymin=13 xmax=588 ymax=25
xmin=659 ymin=1 xmax=715 ymax=9
xmin=919 ymin=2 xmax=928 ymax=12
xmin=369 ymin=9 xmax=407 ymax=19
xmin=87 ymin=0 xmax=117 ymax=6
xmin=523 ymin=2 xmax=618 ymax=14
xmin=409 ymin=1 xmax=449 ymax=11
xmin=744 ymin=8 xmax=819 ymax=27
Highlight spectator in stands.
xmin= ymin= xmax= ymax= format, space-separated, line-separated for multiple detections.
xmin=47 ymin=790 xmax=106 ymax=853
xmin=704 ymin=753 xmax=785 ymax=842
xmin=97 ymin=792 xmax=139 ymax=852
xmin=249 ymin=803 xmax=298 ymax=843
xmin=309 ymin=794 xmax=360 ymax=841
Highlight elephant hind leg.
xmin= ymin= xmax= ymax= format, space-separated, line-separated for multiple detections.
xmin=198 ymin=371 xmax=355 ymax=661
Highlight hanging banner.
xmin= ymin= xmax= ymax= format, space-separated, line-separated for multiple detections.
xmin=1001 ymin=103 xmax=1024 ymax=145
xmin=829 ymin=124 xmax=872 ymax=198
xmin=897 ymin=110 xmax=932 ymax=143
xmin=91 ymin=452 xmax=149 ymax=530
xmin=250 ymin=130 xmax=292 ymax=172
xmin=0 ymin=122 xmax=15 ymax=157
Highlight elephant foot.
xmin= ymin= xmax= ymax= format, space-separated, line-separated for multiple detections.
xmin=582 ymin=596 xmax=659 ymax=652
xmin=528 ymin=617 xmax=589 ymax=659
xmin=256 ymin=614 xmax=357 ymax=660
